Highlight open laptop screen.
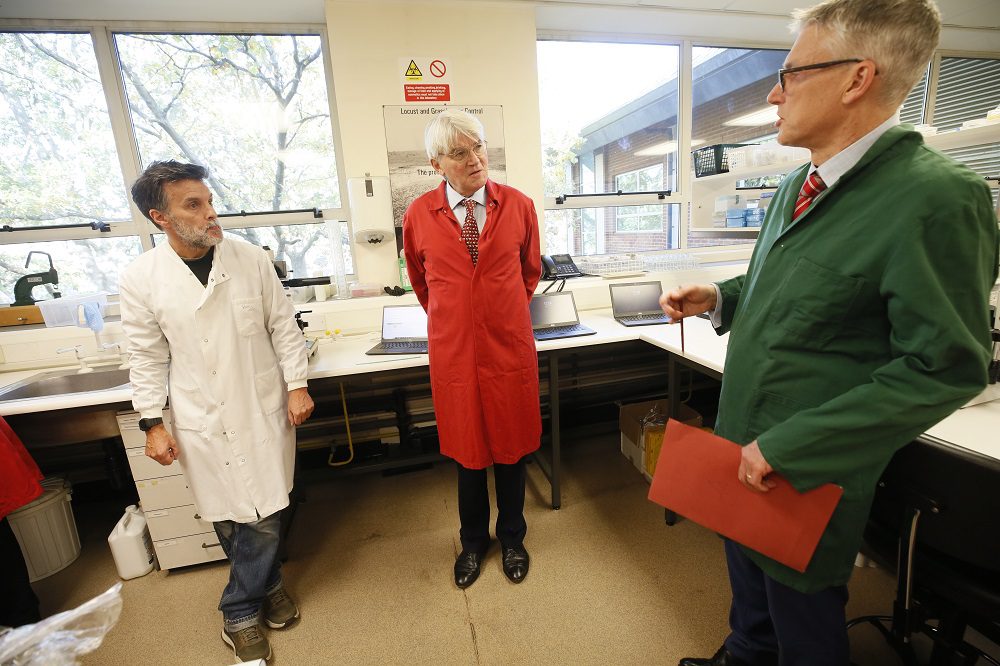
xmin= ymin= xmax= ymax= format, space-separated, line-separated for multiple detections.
xmin=529 ymin=292 xmax=580 ymax=329
xmin=610 ymin=281 xmax=664 ymax=317
xmin=382 ymin=305 xmax=428 ymax=341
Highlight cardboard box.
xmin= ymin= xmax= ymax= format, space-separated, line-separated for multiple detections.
xmin=619 ymin=399 xmax=703 ymax=478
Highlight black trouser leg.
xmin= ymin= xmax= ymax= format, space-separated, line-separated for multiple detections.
xmin=457 ymin=464 xmax=490 ymax=554
xmin=493 ymin=457 xmax=527 ymax=549
xmin=0 ymin=517 xmax=41 ymax=627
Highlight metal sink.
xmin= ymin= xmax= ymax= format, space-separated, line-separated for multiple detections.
xmin=0 ymin=367 xmax=132 ymax=402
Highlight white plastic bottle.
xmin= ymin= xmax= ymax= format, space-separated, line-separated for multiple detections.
xmin=108 ymin=505 xmax=156 ymax=580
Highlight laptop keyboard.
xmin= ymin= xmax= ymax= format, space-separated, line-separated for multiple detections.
xmin=620 ymin=314 xmax=669 ymax=323
xmin=534 ymin=324 xmax=591 ymax=339
xmin=381 ymin=341 xmax=427 ymax=351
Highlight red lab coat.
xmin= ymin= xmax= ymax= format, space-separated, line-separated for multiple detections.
xmin=403 ymin=180 xmax=542 ymax=469
xmin=1 ymin=417 xmax=43 ymax=519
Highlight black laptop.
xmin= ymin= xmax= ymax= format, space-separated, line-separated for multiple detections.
xmin=609 ymin=281 xmax=671 ymax=327
xmin=529 ymin=292 xmax=596 ymax=341
xmin=365 ymin=305 xmax=429 ymax=355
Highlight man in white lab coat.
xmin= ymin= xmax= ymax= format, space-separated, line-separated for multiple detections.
xmin=120 ymin=161 xmax=314 ymax=663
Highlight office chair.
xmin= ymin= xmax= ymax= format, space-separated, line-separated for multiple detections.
xmin=848 ymin=440 xmax=1000 ymax=665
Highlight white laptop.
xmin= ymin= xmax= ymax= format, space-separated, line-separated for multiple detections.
xmin=365 ymin=305 xmax=429 ymax=355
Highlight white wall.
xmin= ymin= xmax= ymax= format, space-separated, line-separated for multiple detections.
xmin=326 ymin=0 xmax=546 ymax=285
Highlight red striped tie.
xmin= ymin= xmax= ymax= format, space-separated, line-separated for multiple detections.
xmin=792 ymin=171 xmax=827 ymax=222
xmin=460 ymin=199 xmax=479 ymax=265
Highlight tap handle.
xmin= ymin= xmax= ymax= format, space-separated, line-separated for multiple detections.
xmin=56 ymin=345 xmax=82 ymax=356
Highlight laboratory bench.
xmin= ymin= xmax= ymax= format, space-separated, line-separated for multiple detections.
xmin=0 ymin=308 xmax=995 ymax=495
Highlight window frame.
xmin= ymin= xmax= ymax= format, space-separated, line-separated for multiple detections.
xmin=0 ymin=19 xmax=352 ymax=281
xmin=613 ymin=165 xmax=667 ymax=233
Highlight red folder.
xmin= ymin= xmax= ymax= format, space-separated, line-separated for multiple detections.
xmin=647 ymin=419 xmax=843 ymax=573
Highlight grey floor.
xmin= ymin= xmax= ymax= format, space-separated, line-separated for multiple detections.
xmin=31 ymin=426 xmax=910 ymax=665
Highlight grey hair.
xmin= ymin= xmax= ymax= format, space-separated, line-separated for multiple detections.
xmin=791 ymin=0 xmax=940 ymax=107
xmin=424 ymin=108 xmax=486 ymax=161
xmin=131 ymin=160 xmax=209 ymax=230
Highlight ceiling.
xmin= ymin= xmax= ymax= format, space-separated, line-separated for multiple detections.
xmin=0 ymin=0 xmax=995 ymax=37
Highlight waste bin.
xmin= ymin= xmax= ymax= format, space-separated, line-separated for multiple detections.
xmin=8 ymin=477 xmax=81 ymax=581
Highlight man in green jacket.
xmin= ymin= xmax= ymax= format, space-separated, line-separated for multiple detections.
xmin=664 ymin=1 xmax=999 ymax=665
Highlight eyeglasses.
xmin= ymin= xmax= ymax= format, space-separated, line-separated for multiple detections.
xmin=443 ymin=142 xmax=487 ymax=162
xmin=777 ymin=58 xmax=863 ymax=91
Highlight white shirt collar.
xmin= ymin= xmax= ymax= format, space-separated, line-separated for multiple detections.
xmin=446 ymin=183 xmax=486 ymax=210
xmin=813 ymin=113 xmax=899 ymax=188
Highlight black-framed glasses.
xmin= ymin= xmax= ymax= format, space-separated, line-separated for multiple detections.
xmin=444 ymin=141 xmax=487 ymax=162
xmin=777 ymin=58 xmax=863 ymax=91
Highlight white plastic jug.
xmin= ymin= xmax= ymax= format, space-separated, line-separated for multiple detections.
xmin=108 ymin=505 xmax=156 ymax=580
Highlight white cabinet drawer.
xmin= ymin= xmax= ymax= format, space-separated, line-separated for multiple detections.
xmin=153 ymin=532 xmax=227 ymax=571
xmin=145 ymin=505 xmax=214 ymax=541
xmin=125 ymin=447 xmax=182 ymax=481
xmin=135 ymin=474 xmax=195 ymax=510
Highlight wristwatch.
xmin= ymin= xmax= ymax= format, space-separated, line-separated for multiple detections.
xmin=138 ymin=417 xmax=163 ymax=432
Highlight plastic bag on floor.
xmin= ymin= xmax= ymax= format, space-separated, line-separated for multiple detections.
xmin=0 ymin=583 xmax=122 ymax=665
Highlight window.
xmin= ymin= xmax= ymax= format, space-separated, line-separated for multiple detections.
xmin=537 ymin=40 xmax=681 ymax=256
xmin=689 ymin=45 xmax=790 ymax=249
xmin=0 ymin=27 xmax=350 ymax=306
xmin=615 ymin=166 xmax=665 ymax=232
xmin=932 ymin=57 xmax=1000 ymax=132
xmin=115 ymin=33 xmax=341 ymax=212
xmin=932 ymin=57 xmax=1000 ymax=207
xmin=0 ymin=32 xmax=134 ymax=299
xmin=899 ymin=68 xmax=929 ymax=125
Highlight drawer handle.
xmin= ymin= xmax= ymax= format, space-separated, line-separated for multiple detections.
xmin=201 ymin=542 xmax=222 ymax=549
xmin=193 ymin=513 xmax=201 ymax=520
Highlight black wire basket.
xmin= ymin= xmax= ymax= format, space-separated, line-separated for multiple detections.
xmin=693 ymin=143 xmax=750 ymax=177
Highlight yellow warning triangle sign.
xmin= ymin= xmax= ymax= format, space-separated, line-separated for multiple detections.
xmin=405 ymin=60 xmax=422 ymax=77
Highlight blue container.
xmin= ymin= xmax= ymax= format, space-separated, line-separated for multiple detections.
xmin=744 ymin=209 xmax=766 ymax=227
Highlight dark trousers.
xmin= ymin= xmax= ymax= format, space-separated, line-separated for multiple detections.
xmin=0 ymin=517 xmax=41 ymax=627
xmin=723 ymin=539 xmax=850 ymax=666
xmin=457 ymin=457 xmax=527 ymax=553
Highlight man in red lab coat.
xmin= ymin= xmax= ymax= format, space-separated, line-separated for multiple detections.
xmin=403 ymin=108 xmax=542 ymax=589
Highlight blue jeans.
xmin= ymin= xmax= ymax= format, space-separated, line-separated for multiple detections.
xmin=213 ymin=511 xmax=283 ymax=630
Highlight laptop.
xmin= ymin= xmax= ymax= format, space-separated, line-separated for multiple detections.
xmin=529 ymin=292 xmax=596 ymax=341
xmin=365 ymin=305 xmax=429 ymax=355
xmin=609 ymin=281 xmax=671 ymax=327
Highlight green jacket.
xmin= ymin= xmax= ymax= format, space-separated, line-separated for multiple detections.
xmin=714 ymin=125 xmax=999 ymax=593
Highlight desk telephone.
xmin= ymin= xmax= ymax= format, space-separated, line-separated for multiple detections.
xmin=541 ymin=254 xmax=583 ymax=279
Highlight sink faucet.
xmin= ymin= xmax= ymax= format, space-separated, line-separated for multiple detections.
xmin=101 ymin=342 xmax=130 ymax=369
xmin=57 ymin=345 xmax=94 ymax=374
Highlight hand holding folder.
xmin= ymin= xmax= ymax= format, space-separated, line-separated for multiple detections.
xmin=648 ymin=419 xmax=843 ymax=573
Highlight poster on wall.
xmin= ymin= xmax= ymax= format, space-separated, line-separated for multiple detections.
xmin=383 ymin=104 xmax=506 ymax=232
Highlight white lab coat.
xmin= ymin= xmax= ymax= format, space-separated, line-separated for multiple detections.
xmin=119 ymin=238 xmax=308 ymax=523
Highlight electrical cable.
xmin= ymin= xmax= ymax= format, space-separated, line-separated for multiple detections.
xmin=542 ymin=278 xmax=567 ymax=294
xmin=327 ymin=381 xmax=355 ymax=467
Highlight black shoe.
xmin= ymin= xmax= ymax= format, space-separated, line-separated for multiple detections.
xmin=454 ymin=547 xmax=488 ymax=589
xmin=679 ymin=645 xmax=752 ymax=666
xmin=501 ymin=545 xmax=529 ymax=584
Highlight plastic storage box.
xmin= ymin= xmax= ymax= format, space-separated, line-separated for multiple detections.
xmin=37 ymin=293 xmax=107 ymax=328
xmin=8 ymin=477 xmax=81 ymax=581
